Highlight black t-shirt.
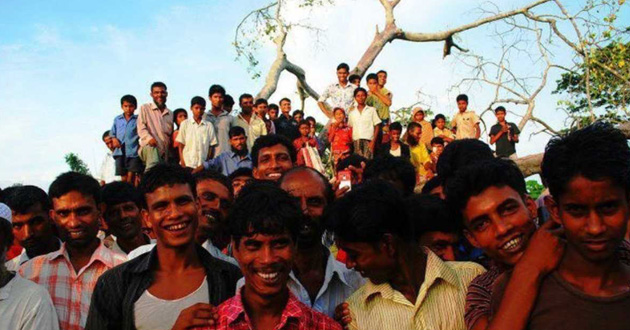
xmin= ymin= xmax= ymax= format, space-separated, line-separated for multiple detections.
xmin=274 ymin=115 xmax=300 ymax=141
xmin=490 ymin=122 xmax=520 ymax=157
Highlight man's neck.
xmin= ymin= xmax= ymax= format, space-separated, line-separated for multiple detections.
xmin=282 ymin=112 xmax=291 ymax=119
xmin=211 ymin=107 xmax=223 ymax=115
xmin=124 ymin=113 xmax=133 ymax=120
xmin=388 ymin=246 xmax=427 ymax=305
xmin=194 ymin=116 xmax=203 ymax=124
xmin=241 ymin=111 xmax=252 ymax=122
xmin=155 ymin=103 xmax=166 ymax=110
xmin=338 ymin=80 xmax=348 ymax=87
xmin=293 ymin=243 xmax=327 ymax=276
xmin=117 ymin=233 xmax=150 ymax=255
xmin=25 ymin=237 xmax=61 ymax=259
xmin=66 ymin=237 xmax=101 ymax=272
xmin=155 ymin=242 xmax=202 ymax=272
xmin=243 ymin=286 xmax=289 ymax=326
xmin=557 ymin=247 xmax=628 ymax=292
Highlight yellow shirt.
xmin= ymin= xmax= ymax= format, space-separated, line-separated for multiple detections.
xmin=433 ymin=127 xmax=454 ymax=140
xmin=409 ymin=143 xmax=431 ymax=177
xmin=346 ymin=250 xmax=486 ymax=330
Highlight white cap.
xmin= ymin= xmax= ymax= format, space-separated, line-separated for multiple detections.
xmin=0 ymin=203 xmax=11 ymax=223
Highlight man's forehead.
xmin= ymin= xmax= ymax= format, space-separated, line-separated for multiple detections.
xmin=145 ymin=184 xmax=194 ymax=200
xmin=280 ymin=172 xmax=325 ymax=195
xmin=197 ymin=179 xmax=230 ymax=196
xmin=52 ymin=191 xmax=96 ymax=207
xmin=259 ymin=144 xmax=289 ymax=156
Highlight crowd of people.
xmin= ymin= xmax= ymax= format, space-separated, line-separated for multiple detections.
xmin=1 ymin=62 xmax=629 ymax=330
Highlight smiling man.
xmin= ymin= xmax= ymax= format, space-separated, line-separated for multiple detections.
xmin=214 ymin=182 xmax=341 ymax=330
xmin=19 ymin=172 xmax=127 ymax=330
xmin=251 ymin=134 xmax=296 ymax=182
xmin=4 ymin=185 xmax=61 ymax=271
xmin=87 ymin=164 xmax=241 ymax=330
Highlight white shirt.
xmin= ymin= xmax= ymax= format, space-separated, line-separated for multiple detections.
xmin=452 ymin=111 xmax=480 ymax=139
xmin=389 ymin=146 xmax=401 ymax=157
xmin=235 ymin=252 xmax=365 ymax=317
xmin=0 ymin=274 xmax=60 ymax=330
xmin=176 ymin=118 xmax=218 ymax=168
xmin=347 ymin=105 xmax=381 ymax=141
xmin=319 ymin=82 xmax=357 ymax=111
xmin=232 ymin=114 xmax=267 ymax=150
xmin=127 ymin=239 xmax=238 ymax=266
xmin=134 ymin=277 xmax=209 ymax=330
xmin=97 ymin=152 xmax=117 ymax=183
xmin=5 ymin=249 xmax=29 ymax=272
xmin=204 ymin=111 xmax=233 ymax=155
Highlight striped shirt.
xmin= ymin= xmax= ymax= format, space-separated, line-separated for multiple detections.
xmin=19 ymin=242 xmax=126 ymax=330
xmin=346 ymin=250 xmax=485 ymax=330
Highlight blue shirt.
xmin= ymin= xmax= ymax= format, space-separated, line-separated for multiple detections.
xmin=110 ymin=114 xmax=139 ymax=158
xmin=202 ymin=151 xmax=252 ymax=176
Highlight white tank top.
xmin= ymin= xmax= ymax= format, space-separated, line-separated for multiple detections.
xmin=134 ymin=277 xmax=209 ymax=330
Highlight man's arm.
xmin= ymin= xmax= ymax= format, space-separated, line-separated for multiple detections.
xmin=136 ymin=105 xmax=155 ymax=146
xmin=369 ymin=89 xmax=392 ymax=107
xmin=512 ymin=124 xmax=520 ymax=143
xmin=489 ymin=127 xmax=504 ymax=145
xmin=178 ymin=144 xmax=186 ymax=167
xmin=317 ymin=86 xmax=333 ymax=118
xmin=474 ymin=123 xmax=481 ymax=139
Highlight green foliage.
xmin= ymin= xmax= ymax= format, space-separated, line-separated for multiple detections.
xmin=64 ymin=153 xmax=90 ymax=175
xmin=526 ymin=180 xmax=545 ymax=200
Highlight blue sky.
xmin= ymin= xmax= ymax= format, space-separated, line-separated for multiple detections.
xmin=0 ymin=0 xmax=625 ymax=189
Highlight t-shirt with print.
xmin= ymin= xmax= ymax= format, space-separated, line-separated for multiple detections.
xmin=489 ymin=122 xmax=520 ymax=157
xmin=452 ymin=111 xmax=480 ymax=139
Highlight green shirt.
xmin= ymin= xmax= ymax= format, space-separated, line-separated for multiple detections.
xmin=366 ymin=91 xmax=390 ymax=121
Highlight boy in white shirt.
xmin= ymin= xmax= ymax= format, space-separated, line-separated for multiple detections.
xmin=176 ymin=96 xmax=218 ymax=168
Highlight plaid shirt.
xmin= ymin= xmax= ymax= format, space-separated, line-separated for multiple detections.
xmin=215 ymin=290 xmax=342 ymax=330
xmin=19 ymin=242 xmax=126 ymax=330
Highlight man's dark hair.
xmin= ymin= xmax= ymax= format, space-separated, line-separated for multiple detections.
xmin=389 ymin=122 xmax=403 ymax=133
xmin=364 ymin=156 xmax=416 ymax=197
xmin=150 ymin=81 xmax=167 ymax=91
xmin=228 ymin=181 xmax=302 ymax=245
xmin=431 ymin=137 xmax=445 ymax=146
xmin=542 ymin=122 xmax=630 ymax=199
xmin=279 ymin=98 xmax=291 ymax=105
xmin=336 ymin=154 xmax=367 ymax=172
xmin=348 ymin=74 xmax=361 ymax=83
xmin=325 ymin=180 xmax=412 ymax=243
xmin=254 ymin=98 xmax=268 ymax=107
xmin=229 ymin=126 xmax=246 ymax=139
xmin=421 ymin=176 xmax=442 ymax=195
xmin=101 ymin=182 xmax=142 ymax=209
xmin=102 ymin=130 xmax=110 ymax=141
xmin=193 ymin=169 xmax=233 ymax=197
xmin=445 ymin=158 xmax=527 ymax=225
xmin=224 ymin=94 xmax=235 ymax=108
xmin=191 ymin=96 xmax=206 ymax=107
xmin=354 ymin=87 xmax=367 ymax=97
xmin=228 ymin=167 xmax=254 ymax=181
xmin=238 ymin=93 xmax=253 ymax=104
xmin=139 ymin=164 xmax=196 ymax=208
xmin=456 ymin=94 xmax=468 ymax=103
xmin=495 ymin=106 xmax=506 ymax=114
xmin=366 ymin=73 xmax=378 ymax=83
xmin=377 ymin=70 xmax=387 ymax=76
xmin=436 ymin=139 xmax=494 ymax=182
xmin=293 ymin=110 xmax=304 ymax=118
xmin=208 ymin=84 xmax=226 ymax=97
xmin=337 ymin=63 xmax=350 ymax=71
xmin=434 ymin=114 xmax=446 ymax=122
xmin=279 ymin=167 xmax=335 ymax=204
xmin=268 ymin=103 xmax=279 ymax=111
xmin=251 ymin=134 xmax=297 ymax=167
xmin=49 ymin=172 xmax=102 ymax=205
xmin=5 ymin=185 xmax=52 ymax=214
xmin=120 ymin=94 xmax=137 ymax=107
xmin=406 ymin=194 xmax=460 ymax=236
xmin=0 ymin=217 xmax=13 ymax=252
xmin=298 ymin=120 xmax=310 ymax=129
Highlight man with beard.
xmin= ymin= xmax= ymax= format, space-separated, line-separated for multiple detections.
xmin=194 ymin=126 xmax=253 ymax=177
xmin=251 ymin=134 xmax=296 ymax=182
xmin=214 ymin=182 xmax=341 ymax=330
xmin=233 ymin=93 xmax=267 ymax=150
xmin=100 ymin=182 xmax=153 ymax=255
xmin=19 ymin=172 xmax=127 ymax=330
xmin=4 ymin=185 xmax=61 ymax=271
xmin=87 ymin=164 xmax=241 ymax=330
xmin=137 ymin=81 xmax=173 ymax=171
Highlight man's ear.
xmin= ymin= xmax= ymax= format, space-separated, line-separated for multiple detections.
xmin=463 ymin=229 xmax=482 ymax=249
xmin=544 ymin=195 xmax=562 ymax=226
xmin=141 ymin=209 xmax=151 ymax=229
xmin=252 ymin=167 xmax=261 ymax=180
xmin=524 ymin=195 xmax=539 ymax=220
xmin=381 ymin=233 xmax=396 ymax=257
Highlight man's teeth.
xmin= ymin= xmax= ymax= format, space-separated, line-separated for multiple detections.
xmin=502 ymin=236 xmax=522 ymax=251
xmin=268 ymin=173 xmax=281 ymax=179
xmin=257 ymin=272 xmax=279 ymax=280
xmin=165 ymin=222 xmax=189 ymax=231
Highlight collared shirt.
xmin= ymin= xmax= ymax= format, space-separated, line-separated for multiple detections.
xmin=175 ymin=118 xmax=218 ymax=168
xmin=347 ymin=105 xmax=381 ymax=141
xmin=319 ymin=82 xmax=357 ymax=112
xmin=346 ymin=250 xmax=485 ymax=330
xmin=203 ymin=151 xmax=253 ymax=177
xmin=274 ymin=115 xmax=300 ymax=141
xmin=215 ymin=290 xmax=341 ymax=330
xmin=110 ymin=114 xmax=139 ymax=158
xmin=204 ymin=110 xmax=233 ymax=155
xmin=236 ymin=251 xmax=365 ymax=318
xmin=19 ymin=242 xmax=126 ymax=330
xmin=126 ymin=239 xmax=238 ymax=267
xmin=434 ymin=127 xmax=454 ymax=141
xmin=5 ymin=248 xmax=29 ymax=271
xmin=410 ymin=143 xmax=431 ymax=177
xmin=0 ymin=273 xmax=60 ymax=330
xmin=233 ymin=114 xmax=267 ymax=150
xmin=96 ymin=152 xmax=117 ymax=184
xmin=86 ymin=244 xmax=242 ymax=330
xmin=452 ymin=111 xmax=480 ymax=140
xmin=137 ymin=102 xmax=173 ymax=156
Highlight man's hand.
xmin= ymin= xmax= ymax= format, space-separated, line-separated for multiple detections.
xmin=148 ymin=138 xmax=158 ymax=147
xmin=171 ymin=303 xmax=218 ymax=330
xmin=334 ymin=302 xmax=352 ymax=330
xmin=348 ymin=161 xmax=366 ymax=184
xmin=111 ymin=138 xmax=121 ymax=148
xmin=333 ymin=181 xmax=350 ymax=199
xmin=501 ymin=124 xmax=509 ymax=133
xmin=515 ymin=220 xmax=565 ymax=276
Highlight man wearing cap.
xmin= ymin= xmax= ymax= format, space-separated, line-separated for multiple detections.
xmin=0 ymin=203 xmax=60 ymax=330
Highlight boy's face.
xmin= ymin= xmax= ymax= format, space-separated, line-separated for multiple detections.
xmin=151 ymin=86 xmax=168 ymax=107
xmin=336 ymin=237 xmax=396 ymax=284
xmin=432 ymin=143 xmax=444 ymax=155
xmin=337 ymin=68 xmax=349 ymax=83
xmin=414 ymin=111 xmax=424 ymax=122
xmin=496 ymin=110 xmax=506 ymax=122
xmin=103 ymin=136 xmax=114 ymax=151
xmin=390 ymin=129 xmax=401 ymax=142
xmin=457 ymin=100 xmax=468 ymax=113
xmin=121 ymin=101 xmax=136 ymax=117
xmin=268 ymin=108 xmax=278 ymax=120
xmin=546 ymin=176 xmax=629 ymax=263
xmin=234 ymin=232 xmax=294 ymax=299
xmin=191 ymin=104 xmax=205 ymax=119
xmin=355 ymin=90 xmax=367 ymax=104
xmin=299 ymin=124 xmax=310 ymax=137
xmin=280 ymin=100 xmax=291 ymax=115
xmin=350 ymin=78 xmax=360 ymax=86
xmin=293 ymin=113 xmax=303 ymax=122
xmin=377 ymin=72 xmax=387 ymax=86
xmin=256 ymin=103 xmax=268 ymax=118
xmin=462 ymin=185 xmax=537 ymax=266
xmin=367 ymin=79 xmax=379 ymax=92
xmin=175 ymin=112 xmax=188 ymax=126
xmin=210 ymin=93 xmax=224 ymax=109
xmin=436 ymin=118 xmax=445 ymax=129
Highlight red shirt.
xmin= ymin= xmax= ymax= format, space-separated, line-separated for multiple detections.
xmin=214 ymin=290 xmax=342 ymax=330
xmin=293 ymin=137 xmax=319 ymax=166
xmin=328 ymin=125 xmax=352 ymax=155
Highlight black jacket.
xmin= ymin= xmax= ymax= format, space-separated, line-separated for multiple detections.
xmin=85 ymin=244 xmax=242 ymax=330
xmin=377 ymin=143 xmax=410 ymax=159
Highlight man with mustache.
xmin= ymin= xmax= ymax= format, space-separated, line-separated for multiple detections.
xmin=137 ymin=81 xmax=173 ymax=171
xmin=251 ymin=134 xmax=296 ymax=182
xmin=100 ymin=182 xmax=153 ymax=255
xmin=214 ymin=182 xmax=341 ymax=330
xmin=19 ymin=172 xmax=127 ymax=330
xmin=4 ymin=185 xmax=61 ymax=271
xmin=194 ymin=126 xmax=253 ymax=177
